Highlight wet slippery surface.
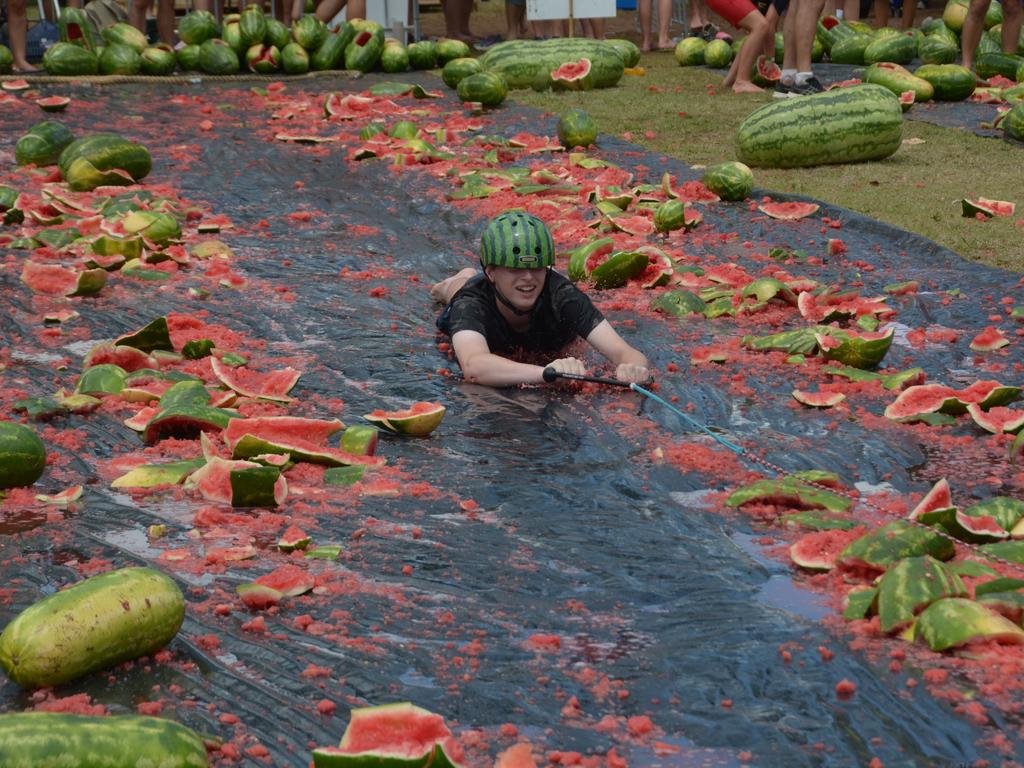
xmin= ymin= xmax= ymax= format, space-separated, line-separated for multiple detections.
xmin=0 ymin=76 xmax=1023 ymax=766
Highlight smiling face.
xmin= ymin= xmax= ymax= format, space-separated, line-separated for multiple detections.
xmin=485 ymin=265 xmax=548 ymax=315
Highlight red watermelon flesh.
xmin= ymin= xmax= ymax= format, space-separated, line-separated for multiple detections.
xmin=908 ymin=478 xmax=953 ymax=521
xmin=758 ymin=201 xmax=820 ymax=220
xmin=550 ymin=58 xmax=592 ymax=87
xmin=254 ymin=564 xmax=314 ymax=596
xmin=970 ymin=326 xmax=1010 ymax=351
xmin=884 ymin=384 xmax=961 ymax=420
xmin=20 ymin=262 xmax=105 ymax=296
xmin=187 ymin=456 xmax=288 ymax=506
xmin=224 ymin=416 xmax=344 ymax=450
xmin=211 ymin=357 xmax=301 ymax=402
xmin=967 ymin=404 xmax=1024 ymax=434
xmin=83 ymin=342 xmax=157 ymax=372
xmin=340 ymin=702 xmax=452 ymax=755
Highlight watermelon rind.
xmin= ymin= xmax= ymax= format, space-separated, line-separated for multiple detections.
xmin=876 ymin=556 xmax=966 ymax=633
xmin=363 ymin=403 xmax=446 ymax=437
xmin=839 ymin=520 xmax=956 ymax=572
xmin=0 ymin=422 xmax=47 ymax=490
xmin=913 ymin=597 xmax=1024 ymax=651
xmin=792 ymin=390 xmax=846 ymax=408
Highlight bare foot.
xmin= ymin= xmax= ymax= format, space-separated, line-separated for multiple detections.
xmin=641 ymin=38 xmax=653 ymax=52
xmin=657 ymin=38 xmax=673 ymax=50
xmin=732 ymin=81 xmax=763 ymax=94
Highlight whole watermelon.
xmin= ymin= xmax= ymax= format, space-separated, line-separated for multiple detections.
xmin=311 ymin=32 xmax=346 ymax=70
xmin=15 ymin=121 xmax=76 ymax=166
xmin=239 ymin=7 xmax=267 ymax=48
xmin=1003 ymin=101 xmax=1024 ymax=141
xmin=177 ymin=44 xmax=202 ymax=71
xmin=442 ymin=56 xmax=482 ymax=88
xmin=456 ymin=71 xmax=507 ymax=107
xmin=280 ymin=42 xmax=309 ymax=74
xmin=101 ymin=22 xmax=147 ymax=53
xmin=380 ymin=43 xmax=409 ymax=73
xmin=0 ymin=44 xmax=12 ymax=74
xmin=199 ymin=38 xmax=240 ymax=75
xmin=703 ymin=39 xmax=733 ymax=68
xmin=99 ymin=43 xmax=142 ymax=75
xmin=43 ymin=42 xmax=98 ymax=76
xmin=557 ymin=108 xmax=597 ymax=149
xmin=436 ymin=37 xmax=472 ymax=65
xmin=222 ymin=21 xmax=244 ymax=55
xmin=291 ymin=15 xmax=327 ymax=51
xmin=702 ymin=161 xmax=754 ymax=201
xmin=606 ymin=38 xmax=640 ymax=67
xmin=407 ymin=40 xmax=437 ymax=69
xmin=265 ymin=18 xmax=290 ymax=50
xmin=177 ymin=10 xmax=219 ymax=45
xmin=675 ymin=37 xmax=706 ymax=65
xmin=140 ymin=44 xmax=177 ymax=75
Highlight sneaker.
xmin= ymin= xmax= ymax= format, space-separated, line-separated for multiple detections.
xmin=700 ymin=23 xmax=720 ymax=41
xmin=773 ymin=79 xmax=796 ymax=99
xmin=790 ymin=76 xmax=825 ymax=96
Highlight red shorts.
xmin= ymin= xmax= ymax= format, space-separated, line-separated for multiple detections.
xmin=706 ymin=0 xmax=758 ymax=27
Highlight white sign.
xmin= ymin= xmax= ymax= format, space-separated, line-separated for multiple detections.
xmin=526 ymin=0 xmax=617 ymax=20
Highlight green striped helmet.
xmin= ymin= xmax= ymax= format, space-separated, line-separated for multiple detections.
xmin=479 ymin=211 xmax=555 ymax=269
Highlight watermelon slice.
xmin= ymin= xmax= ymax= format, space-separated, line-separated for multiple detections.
xmin=253 ymin=564 xmax=314 ymax=596
xmin=312 ymin=703 xmax=464 ymax=768
xmin=970 ymin=326 xmax=1010 ymax=352
xmin=36 ymin=96 xmax=70 ymax=113
xmin=792 ymin=390 xmax=846 ymax=408
xmin=363 ymin=402 xmax=446 ymax=437
xmin=961 ymin=198 xmax=1016 ymax=218
xmin=758 ymin=201 xmax=820 ymax=220
xmin=967 ymin=403 xmax=1024 ymax=434
xmin=20 ymin=262 xmax=106 ymax=297
xmin=224 ymin=416 xmax=384 ymax=467
xmin=186 ymin=457 xmax=288 ymax=507
xmin=211 ymin=356 xmax=301 ymax=402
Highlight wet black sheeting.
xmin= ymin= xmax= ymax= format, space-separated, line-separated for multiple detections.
xmin=1 ymin=75 xmax=1023 ymax=766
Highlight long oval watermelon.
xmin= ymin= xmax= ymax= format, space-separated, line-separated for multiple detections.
xmin=736 ymin=84 xmax=903 ymax=168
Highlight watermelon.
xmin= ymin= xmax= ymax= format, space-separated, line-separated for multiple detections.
xmin=344 ymin=30 xmax=384 ymax=73
xmin=43 ymin=42 xmax=99 ymax=76
xmin=246 ymin=43 xmax=280 ymax=74
xmin=1004 ymin=102 xmax=1024 ymax=142
xmin=968 ymin=404 xmax=1024 ymax=433
xmin=793 ymin=390 xmax=846 ymax=408
xmin=177 ymin=10 xmax=219 ymax=45
xmin=674 ymin=37 xmax=707 ymax=66
xmin=199 ymin=38 xmax=240 ymax=75
xmin=975 ymin=52 xmax=1024 ymax=80
xmin=21 ymin=262 xmax=106 ymax=297
xmin=312 ymin=703 xmax=464 ymax=768
xmin=876 ymin=556 xmax=966 ymax=634
xmin=758 ymin=201 xmax=820 ymax=219
xmin=0 ymin=422 xmax=47 ymax=490
xmin=224 ymin=416 xmax=384 ymax=467
xmin=140 ymin=44 xmax=177 ymax=75
xmin=914 ymin=598 xmax=1024 ymax=651
xmin=380 ymin=43 xmax=409 ymax=73
xmin=57 ymin=6 xmax=98 ymax=51
xmin=363 ymin=402 xmax=446 ymax=437
xmin=789 ymin=529 xmax=856 ymax=571
xmin=456 ymin=71 xmax=507 ymax=107
xmin=223 ymin=21 xmax=244 ymax=54
xmin=557 ymin=108 xmax=597 ymax=149
xmin=101 ymin=22 xmax=147 ymax=53
xmin=913 ymin=64 xmax=977 ymax=101
xmin=187 ymin=456 xmax=287 ymax=507
xmin=918 ymin=34 xmax=959 ymax=65
xmin=177 ymin=44 xmax=202 ymax=71
xmin=58 ymin=134 xmax=152 ymax=191
xmin=751 ymin=54 xmax=781 ymax=87
xmin=862 ymin=62 xmax=934 ymax=102
xmin=281 ymin=42 xmax=309 ymax=75
xmin=701 ymin=161 xmax=753 ymax=201
xmin=99 ymin=43 xmax=142 ymax=75
xmin=737 ymin=85 xmax=902 ymax=168
xmin=829 ymin=33 xmax=873 ymax=65
xmin=551 ymin=58 xmax=594 ymax=90
xmin=815 ymin=326 xmax=894 ymax=369
xmin=442 ymin=57 xmax=482 ymax=89
xmin=479 ymin=38 xmax=624 ymax=90
xmin=606 ymin=38 xmax=641 ymax=67
xmin=962 ymin=198 xmax=1016 ymax=218
xmin=435 ymin=37 xmax=472 ymax=65
xmin=0 ymin=45 xmax=11 ymax=74
xmin=970 ymin=326 xmax=1010 ymax=350
xmin=703 ymin=39 xmax=733 ymax=68
xmin=265 ymin=18 xmax=290 ymax=49
xmin=210 ymin=356 xmax=299 ymax=402
xmin=654 ymin=199 xmax=697 ymax=233
xmin=239 ymin=6 xmax=267 ymax=48
xmin=291 ymin=14 xmax=327 ymax=50
xmin=407 ymin=40 xmax=438 ymax=70
xmin=15 ymin=121 xmax=75 ymax=166
xmin=311 ymin=32 xmax=348 ymax=71
xmin=863 ymin=34 xmax=916 ymax=65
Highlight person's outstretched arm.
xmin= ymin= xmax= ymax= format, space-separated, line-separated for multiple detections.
xmin=585 ymin=321 xmax=650 ymax=383
xmin=452 ymin=331 xmax=585 ymax=387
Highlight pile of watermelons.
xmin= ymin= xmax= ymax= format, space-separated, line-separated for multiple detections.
xmin=675 ymin=0 xmax=1024 ymax=106
xmin=36 ymin=6 xmax=483 ymax=78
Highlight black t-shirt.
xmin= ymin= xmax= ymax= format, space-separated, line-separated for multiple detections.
xmin=437 ymin=271 xmax=605 ymax=356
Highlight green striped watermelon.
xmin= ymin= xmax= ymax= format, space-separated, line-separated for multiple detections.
xmin=736 ymin=84 xmax=903 ymax=168
xmin=913 ymin=64 xmax=977 ymax=101
xmin=701 ymin=161 xmax=753 ymax=201
xmin=480 ymin=38 xmax=624 ymax=89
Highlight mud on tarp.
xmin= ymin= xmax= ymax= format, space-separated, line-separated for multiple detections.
xmin=1 ymin=76 xmax=1023 ymax=767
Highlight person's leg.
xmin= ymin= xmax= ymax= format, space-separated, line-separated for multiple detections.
xmin=729 ymin=9 xmax=770 ymax=91
xmin=1001 ymin=0 xmax=1021 ymax=56
xmin=657 ymin=0 xmax=673 ymax=47
xmin=898 ymin=0 xmax=915 ymax=28
xmin=431 ymin=268 xmax=477 ymax=304
xmin=688 ymin=0 xmax=708 ymax=33
xmin=7 ymin=0 xmax=32 ymax=70
xmin=315 ymin=0 xmax=347 ymax=23
xmin=842 ymin=0 xmax=859 ymax=20
xmin=458 ymin=0 xmax=475 ymax=39
xmin=795 ymin=0 xmax=825 ymax=72
xmin=129 ymin=0 xmax=151 ymax=36
xmin=873 ymin=0 xmax=890 ymax=27
xmin=960 ymin=0 xmax=992 ymax=68
xmin=506 ymin=0 xmax=526 ymax=38
xmin=156 ymin=0 xmax=175 ymax=44
xmin=639 ymin=0 xmax=654 ymax=50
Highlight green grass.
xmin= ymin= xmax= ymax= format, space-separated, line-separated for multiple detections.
xmin=509 ymin=52 xmax=1024 ymax=272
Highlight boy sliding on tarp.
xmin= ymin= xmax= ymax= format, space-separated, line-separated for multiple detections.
xmin=432 ymin=212 xmax=650 ymax=388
